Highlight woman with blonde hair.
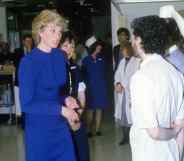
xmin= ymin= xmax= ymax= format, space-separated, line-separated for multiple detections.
xmin=19 ymin=9 xmax=79 ymax=161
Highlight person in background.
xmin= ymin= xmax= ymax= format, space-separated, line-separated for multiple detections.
xmin=161 ymin=13 xmax=184 ymax=74
xmin=14 ymin=34 xmax=34 ymax=126
xmin=160 ymin=5 xmax=184 ymax=38
xmin=60 ymin=31 xmax=90 ymax=161
xmin=18 ymin=9 xmax=79 ymax=161
xmin=82 ymin=36 xmax=108 ymax=137
xmin=160 ymin=5 xmax=184 ymax=160
xmin=130 ymin=15 xmax=184 ymax=161
xmin=114 ymin=42 xmax=140 ymax=145
xmin=14 ymin=34 xmax=33 ymax=72
xmin=113 ymin=27 xmax=130 ymax=72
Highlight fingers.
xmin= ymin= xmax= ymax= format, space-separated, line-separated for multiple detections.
xmin=61 ymin=106 xmax=79 ymax=123
xmin=115 ymin=84 xmax=123 ymax=93
xmin=69 ymin=121 xmax=81 ymax=131
xmin=65 ymin=96 xmax=79 ymax=109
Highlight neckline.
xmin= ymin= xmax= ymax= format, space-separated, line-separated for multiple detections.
xmin=168 ymin=45 xmax=178 ymax=54
xmin=140 ymin=54 xmax=161 ymax=68
xmin=35 ymin=47 xmax=53 ymax=55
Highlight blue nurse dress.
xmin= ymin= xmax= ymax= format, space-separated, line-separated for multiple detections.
xmin=82 ymin=54 xmax=108 ymax=109
xmin=18 ymin=48 xmax=76 ymax=161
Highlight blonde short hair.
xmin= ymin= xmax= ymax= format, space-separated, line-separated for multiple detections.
xmin=32 ymin=9 xmax=67 ymax=45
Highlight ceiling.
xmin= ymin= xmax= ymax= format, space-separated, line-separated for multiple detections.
xmin=0 ymin=0 xmax=111 ymax=17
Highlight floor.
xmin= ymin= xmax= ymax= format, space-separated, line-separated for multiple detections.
xmin=0 ymin=108 xmax=132 ymax=161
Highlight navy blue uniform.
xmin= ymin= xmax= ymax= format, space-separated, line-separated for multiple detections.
xmin=82 ymin=54 xmax=108 ymax=109
xmin=64 ymin=58 xmax=90 ymax=161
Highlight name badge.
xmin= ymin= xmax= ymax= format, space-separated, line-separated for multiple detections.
xmin=70 ymin=66 xmax=77 ymax=70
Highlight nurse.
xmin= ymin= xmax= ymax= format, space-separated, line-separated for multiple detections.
xmin=19 ymin=10 xmax=79 ymax=161
xmin=60 ymin=31 xmax=90 ymax=161
xmin=130 ymin=15 xmax=184 ymax=161
xmin=160 ymin=5 xmax=184 ymax=160
xmin=164 ymin=18 xmax=184 ymax=74
xmin=82 ymin=36 xmax=108 ymax=137
xmin=114 ymin=42 xmax=140 ymax=145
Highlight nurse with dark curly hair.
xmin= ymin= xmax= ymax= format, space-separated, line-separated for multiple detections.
xmin=130 ymin=15 xmax=184 ymax=161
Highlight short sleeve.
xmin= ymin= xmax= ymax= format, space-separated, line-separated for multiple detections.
xmin=130 ymin=73 xmax=158 ymax=128
xmin=78 ymin=82 xmax=86 ymax=92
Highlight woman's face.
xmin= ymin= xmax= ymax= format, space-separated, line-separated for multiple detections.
xmin=118 ymin=32 xmax=129 ymax=44
xmin=95 ymin=44 xmax=102 ymax=54
xmin=39 ymin=23 xmax=62 ymax=49
xmin=61 ymin=40 xmax=75 ymax=59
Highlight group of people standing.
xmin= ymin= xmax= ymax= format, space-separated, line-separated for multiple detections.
xmin=18 ymin=8 xmax=110 ymax=161
xmin=16 ymin=4 xmax=184 ymax=161
xmin=114 ymin=5 xmax=184 ymax=161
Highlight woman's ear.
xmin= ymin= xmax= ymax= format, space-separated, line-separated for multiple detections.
xmin=135 ymin=36 xmax=143 ymax=50
xmin=135 ymin=36 xmax=142 ymax=45
xmin=38 ymin=30 xmax=43 ymax=39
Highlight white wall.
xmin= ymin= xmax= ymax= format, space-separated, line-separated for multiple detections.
xmin=119 ymin=1 xmax=184 ymax=29
xmin=111 ymin=1 xmax=184 ymax=46
xmin=0 ymin=6 xmax=7 ymax=42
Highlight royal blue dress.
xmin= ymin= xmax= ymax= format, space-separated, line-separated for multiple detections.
xmin=18 ymin=48 xmax=76 ymax=161
xmin=82 ymin=54 xmax=108 ymax=109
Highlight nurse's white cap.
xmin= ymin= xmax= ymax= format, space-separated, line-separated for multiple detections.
xmin=159 ymin=5 xmax=184 ymax=38
xmin=159 ymin=5 xmax=174 ymax=18
xmin=85 ymin=36 xmax=97 ymax=48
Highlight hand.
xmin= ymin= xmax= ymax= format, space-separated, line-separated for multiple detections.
xmin=65 ymin=96 xmax=79 ymax=110
xmin=159 ymin=5 xmax=175 ymax=18
xmin=61 ymin=106 xmax=79 ymax=123
xmin=172 ymin=119 xmax=184 ymax=128
xmin=68 ymin=120 xmax=81 ymax=131
xmin=115 ymin=83 xmax=123 ymax=93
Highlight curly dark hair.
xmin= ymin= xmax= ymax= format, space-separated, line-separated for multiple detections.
xmin=131 ymin=15 xmax=168 ymax=55
xmin=165 ymin=18 xmax=184 ymax=51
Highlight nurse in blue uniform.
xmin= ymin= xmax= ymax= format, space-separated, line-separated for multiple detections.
xmin=18 ymin=10 xmax=79 ymax=161
xmin=82 ymin=36 xmax=108 ymax=137
xmin=60 ymin=31 xmax=90 ymax=161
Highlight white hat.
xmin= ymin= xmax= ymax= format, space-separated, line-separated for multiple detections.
xmin=159 ymin=5 xmax=175 ymax=18
xmin=85 ymin=36 xmax=97 ymax=48
xmin=159 ymin=5 xmax=184 ymax=39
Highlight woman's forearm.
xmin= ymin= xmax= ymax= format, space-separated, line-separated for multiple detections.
xmin=146 ymin=127 xmax=181 ymax=141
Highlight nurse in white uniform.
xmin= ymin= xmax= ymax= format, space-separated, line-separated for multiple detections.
xmin=130 ymin=15 xmax=184 ymax=161
xmin=114 ymin=42 xmax=140 ymax=144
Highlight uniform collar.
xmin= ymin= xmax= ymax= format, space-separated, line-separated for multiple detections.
xmin=168 ymin=45 xmax=178 ymax=54
xmin=140 ymin=53 xmax=161 ymax=68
